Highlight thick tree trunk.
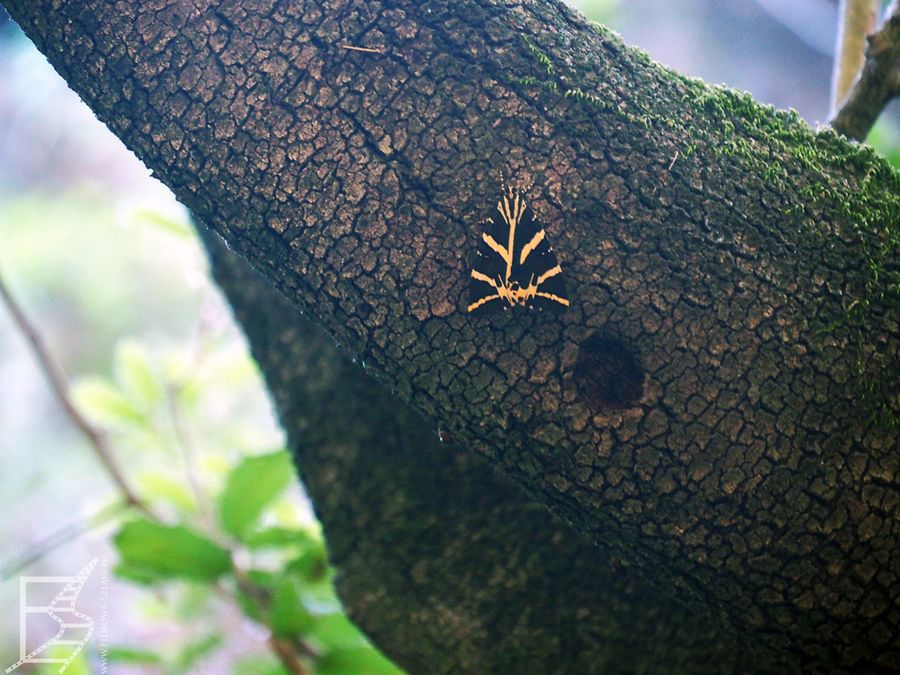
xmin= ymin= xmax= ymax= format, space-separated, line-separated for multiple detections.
xmin=3 ymin=0 xmax=898 ymax=670
xmin=203 ymin=226 xmax=777 ymax=674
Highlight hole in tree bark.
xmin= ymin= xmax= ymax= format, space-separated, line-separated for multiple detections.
xmin=575 ymin=334 xmax=644 ymax=411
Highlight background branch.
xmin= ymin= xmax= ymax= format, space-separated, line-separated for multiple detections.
xmin=831 ymin=0 xmax=881 ymax=114
xmin=0 ymin=270 xmax=150 ymax=516
xmin=0 ymin=268 xmax=310 ymax=674
xmin=831 ymin=1 xmax=900 ymax=139
xmin=0 ymin=500 xmax=127 ymax=581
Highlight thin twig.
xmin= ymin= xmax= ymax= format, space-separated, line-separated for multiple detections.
xmin=340 ymin=44 xmax=385 ymax=54
xmin=1 ymin=269 xmax=314 ymax=673
xmin=166 ymin=382 xmax=217 ymax=532
xmin=0 ymin=271 xmax=152 ymax=517
xmin=652 ymin=150 xmax=680 ymax=196
xmin=667 ymin=150 xmax=680 ymax=171
xmin=268 ymin=636 xmax=313 ymax=675
xmin=230 ymin=567 xmax=317 ymax=674
xmin=0 ymin=500 xmax=128 ymax=581
xmin=831 ymin=1 xmax=900 ymax=140
xmin=831 ymin=0 xmax=881 ymax=115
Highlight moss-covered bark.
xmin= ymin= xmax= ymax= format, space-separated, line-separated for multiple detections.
xmin=3 ymin=0 xmax=898 ymax=670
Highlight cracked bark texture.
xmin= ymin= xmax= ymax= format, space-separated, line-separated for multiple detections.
xmin=4 ymin=0 xmax=898 ymax=670
xmin=202 ymin=226 xmax=779 ymax=674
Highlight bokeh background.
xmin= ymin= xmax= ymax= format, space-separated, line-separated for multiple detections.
xmin=1 ymin=1 xmax=897 ymax=673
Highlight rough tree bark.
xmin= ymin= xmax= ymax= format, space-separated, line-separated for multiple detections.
xmin=3 ymin=0 xmax=898 ymax=671
xmin=202 ymin=231 xmax=772 ymax=675
xmin=202 ymin=226 xmax=776 ymax=674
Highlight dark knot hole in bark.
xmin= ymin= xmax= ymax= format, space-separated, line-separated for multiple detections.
xmin=575 ymin=334 xmax=644 ymax=412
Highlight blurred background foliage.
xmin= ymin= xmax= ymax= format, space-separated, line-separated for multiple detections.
xmin=0 ymin=0 xmax=896 ymax=673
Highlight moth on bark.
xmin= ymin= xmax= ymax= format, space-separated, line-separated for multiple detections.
xmin=467 ymin=188 xmax=570 ymax=313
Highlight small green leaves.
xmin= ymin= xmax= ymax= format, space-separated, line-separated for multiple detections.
xmin=71 ymin=339 xmax=165 ymax=429
xmin=122 ymin=205 xmax=194 ymax=239
xmin=114 ymin=340 xmax=165 ymax=411
xmin=241 ymin=525 xmax=318 ymax=550
xmin=524 ymin=37 xmax=554 ymax=75
xmin=106 ymin=647 xmax=162 ymax=665
xmin=113 ymin=518 xmax=231 ymax=582
xmin=218 ymin=450 xmax=294 ymax=540
xmin=71 ymin=375 xmax=145 ymax=428
xmin=6 ymin=193 xmax=402 ymax=673
xmin=317 ymin=647 xmax=401 ymax=675
xmin=270 ymin=577 xmax=314 ymax=637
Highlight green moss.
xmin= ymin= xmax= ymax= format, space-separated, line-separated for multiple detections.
xmin=681 ymin=87 xmax=900 ymax=427
xmin=681 ymin=85 xmax=899 ymax=305
xmin=514 ymin=22 xmax=899 ymax=428
xmin=516 ymin=75 xmax=557 ymax=93
xmin=563 ymin=86 xmax=607 ymax=108
xmin=684 ymin=91 xmax=899 ymax=429
xmin=524 ymin=37 xmax=554 ymax=76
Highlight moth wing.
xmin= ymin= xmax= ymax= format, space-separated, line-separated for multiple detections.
xmin=467 ymin=215 xmax=509 ymax=313
xmin=514 ymin=208 xmax=568 ymax=311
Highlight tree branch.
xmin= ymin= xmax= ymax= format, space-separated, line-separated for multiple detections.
xmin=200 ymin=225 xmax=785 ymax=674
xmin=0 ymin=500 xmax=128 ymax=581
xmin=831 ymin=0 xmax=881 ymax=114
xmin=0 ymin=270 xmax=151 ymax=516
xmin=3 ymin=0 xmax=898 ymax=669
xmin=831 ymin=0 xmax=900 ymax=139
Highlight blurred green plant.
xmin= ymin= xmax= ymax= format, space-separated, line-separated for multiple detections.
xmin=4 ymin=204 xmax=401 ymax=675
xmin=578 ymin=0 xmax=619 ymax=23
xmin=868 ymin=119 xmax=900 ymax=168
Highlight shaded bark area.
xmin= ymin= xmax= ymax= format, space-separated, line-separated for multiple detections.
xmin=4 ymin=0 xmax=898 ymax=669
xmin=202 ymin=227 xmax=779 ymax=674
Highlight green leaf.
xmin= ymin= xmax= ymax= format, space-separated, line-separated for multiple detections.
xmin=317 ymin=647 xmax=402 ymax=675
xmin=114 ymin=340 xmax=164 ymax=410
xmin=136 ymin=472 xmax=198 ymax=514
xmin=71 ymin=375 xmax=146 ymax=428
xmin=107 ymin=646 xmax=161 ymax=664
xmin=242 ymin=526 xmax=318 ymax=550
xmin=234 ymin=586 xmax=265 ymax=623
xmin=35 ymin=647 xmax=92 ymax=675
xmin=270 ymin=577 xmax=313 ymax=637
xmin=867 ymin=120 xmax=900 ymax=169
xmin=113 ymin=518 xmax=232 ymax=582
xmin=173 ymin=633 xmax=222 ymax=673
xmin=88 ymin=499 xmax=135 ymax=527
xmin=309 ymin=613 xmax=367 ymax=652
xmin=234 ymin=655 xmax=289 ymax=675
xmin=127 ymin=206 xmax=193 ymax=239
xmin=287 ymin=542 xmax=330 ymax=584
xmin=112 ymin=562 xmax=159 ymax=586
xmin=219 ymin=451 xmax=294 ymax=539
xmin=246 ymin=568 xmax=280 ymax=589
xmin=233 ymin=569 xmax=280 ymax=623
